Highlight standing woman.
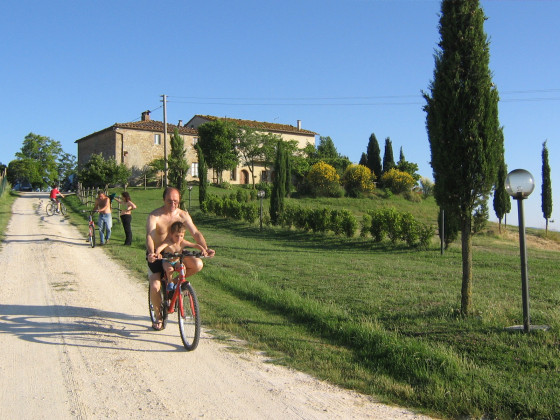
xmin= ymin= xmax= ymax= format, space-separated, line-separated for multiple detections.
xmin=115 ymin=191 xmax=137 ymax=245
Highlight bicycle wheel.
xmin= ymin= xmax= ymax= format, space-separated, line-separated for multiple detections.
xmin=148 ymin=281 xmax=168 ymax=330
xmin=60 ymin=203 xmax=68 ymax=216
xmin=88 ymin=225 xmax=96 ymax=248
xmin=178 ymin=282 xmax=200 ymax=351
xmin=46 ymin=202 xmax=54 ymax=216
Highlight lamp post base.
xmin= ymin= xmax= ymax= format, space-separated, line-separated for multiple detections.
xmin=505 ymin=325 xmax=550 ymax=332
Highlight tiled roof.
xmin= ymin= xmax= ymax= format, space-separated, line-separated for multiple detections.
xmin=195 ymin=115 xmax=317 ymax=135
xmin=75 ymin=120 xmax=197 ymax=143
xmin=114 ymin=120 xmax=198 ymax=135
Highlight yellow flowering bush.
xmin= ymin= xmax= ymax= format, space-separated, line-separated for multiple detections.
xmin=380 ymin=168 xmax=415 ymax=194
xmin=306 ymin=161 xmax=342 ymax=197
xmin=342 ymin=164 xmax=375 ymax=197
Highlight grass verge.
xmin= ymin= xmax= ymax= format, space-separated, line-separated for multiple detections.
xmin=64 ymin=187 xmax=560 ymax=419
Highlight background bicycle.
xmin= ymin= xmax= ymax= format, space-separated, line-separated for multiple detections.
xmin=81 ymin=209 xmax=96 ymax=248
xmin=46 ymin=199 xmax=67 ymax=216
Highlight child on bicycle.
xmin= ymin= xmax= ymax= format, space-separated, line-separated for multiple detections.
xmin=49 ymin=184 xmax=65 ymax=213
xmin=154 ymin=221 xmax=205 ymax=287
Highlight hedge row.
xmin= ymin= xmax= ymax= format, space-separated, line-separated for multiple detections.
xmin=280 ymin=205 xmax=358 ymax=237
xmin=361 ymin=207 xmax=434 ymax=248
xmin=201 ymin=194 xmax=259 ymax=223
xmin=201 ymin=194 xmax=434 ymax=248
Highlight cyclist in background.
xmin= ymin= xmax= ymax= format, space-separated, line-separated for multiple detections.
xmin=49 ymin=184 xmax=65 ymax=213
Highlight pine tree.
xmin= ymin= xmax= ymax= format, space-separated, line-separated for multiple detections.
xmin=541 ymin=140 xmax=553 ymax=235
xmin=423 ymin=0 xmax=503 ymax=315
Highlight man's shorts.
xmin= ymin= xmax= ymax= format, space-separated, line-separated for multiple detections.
xmin=146 ymin=255 xmax=164 ymax=278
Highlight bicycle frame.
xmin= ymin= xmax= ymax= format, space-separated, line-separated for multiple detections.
xmin=165 ymin=255 xmax=195 ymax=318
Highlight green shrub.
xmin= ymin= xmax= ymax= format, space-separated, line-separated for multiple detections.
xmin=361 ymin=213 xmax=372 ymax=237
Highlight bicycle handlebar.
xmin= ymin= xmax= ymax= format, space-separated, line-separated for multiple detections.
xmin=161 ymin=250 xmax=204 ymax=259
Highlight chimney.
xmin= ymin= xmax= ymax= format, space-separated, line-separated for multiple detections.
xmin=178 ymin=119 xmax=183 ymax=127
xmin=297 ymin=120 xmax=301 ymax=130
xmin=141 ymin=110 xmax=151 ymax=121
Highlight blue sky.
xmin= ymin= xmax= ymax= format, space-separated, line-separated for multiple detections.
xmin=1 ymin=0 xmax=559 ymax=229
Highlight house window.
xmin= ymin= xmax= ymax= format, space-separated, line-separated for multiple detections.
xmin=230 ymin=167 xmax=237 ymax=181
xmin=154 ymin=134 xmax=161 ymax=145
xmin=191 ymin=162 xmax=199 ymax=178
xmin=192 ymin=137 xmax=198 ymax=146
xmin=261 ymin=170 xmax=268 ymax=183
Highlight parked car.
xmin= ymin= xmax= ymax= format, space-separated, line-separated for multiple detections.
xmin=13 ymin=182 xmax=33 ymax=192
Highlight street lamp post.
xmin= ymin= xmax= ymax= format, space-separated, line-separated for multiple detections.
xmin=188 ymin=186 xmax=193 ymax=210
xmin=257 ymin=190 xmax=265 ymax=230
xmin=505 ymin=169 xmax=548 ymax=333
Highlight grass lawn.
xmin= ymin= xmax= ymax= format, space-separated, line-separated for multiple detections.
xmin=63 ymin=186 xmax=560 ymax=420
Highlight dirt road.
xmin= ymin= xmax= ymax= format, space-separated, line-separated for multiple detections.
xmin=0 ymin=193 xmax=434 ymax=419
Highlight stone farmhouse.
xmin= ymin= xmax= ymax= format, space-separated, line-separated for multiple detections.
xmin=75 ymin=111 xmax=317 ymax=186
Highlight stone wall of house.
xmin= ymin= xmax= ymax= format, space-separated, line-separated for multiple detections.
xmin=77 ymin=130 xmax=117 ymax=167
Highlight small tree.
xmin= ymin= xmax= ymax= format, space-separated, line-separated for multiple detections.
xmin=541 ymin=140 xmax=553 ymax=235
xmin=493 ymin=157 xmax=510 ymax=233
xmin=78 ymin=154 xmax=131 ymax=188
xmin=197 ymin=119 xmax=238 ymax=183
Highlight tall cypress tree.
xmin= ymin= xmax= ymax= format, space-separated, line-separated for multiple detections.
xmin=541 ymin=140 xmax=553 ymax=235
xmin=366 ymin=133 xmax=382 ymax=179
xmin=270 ymin=141 xmax=286 ymax=225
xmin=195 ymin=144 xmax=208 ymax=207
xmin=168 ymin=128 xmax=190 ymax=208
xmin=424 ymin=0 xmax=503 ymax=315
xmin=382 ymin=137 xmax=395 ymax=174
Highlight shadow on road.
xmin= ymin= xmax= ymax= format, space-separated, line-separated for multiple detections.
xmin=0 ymin=304 xmax=199 ymax=352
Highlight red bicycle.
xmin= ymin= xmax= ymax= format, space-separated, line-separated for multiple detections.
xmin=149 ymin=249 xmax=202 ymax=351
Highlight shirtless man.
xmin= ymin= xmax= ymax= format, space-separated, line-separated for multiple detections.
xmin=146 ymin=186 xmax=215 ymax=330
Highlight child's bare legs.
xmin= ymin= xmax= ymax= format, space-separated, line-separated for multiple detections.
xmin=162 ymin=261 xmax=176 ymax=286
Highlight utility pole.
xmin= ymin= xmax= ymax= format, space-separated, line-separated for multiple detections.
xmin=162 ymin=94 xmax=168 ymax=187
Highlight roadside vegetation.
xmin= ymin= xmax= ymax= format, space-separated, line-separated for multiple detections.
xmin=63 ymin=186 xmax=560 ymax=420
xmin=0 ymin=186 xmax=17 ymax=245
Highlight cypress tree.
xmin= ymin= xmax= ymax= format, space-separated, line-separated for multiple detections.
xmin=270 ymin=141 xmax=286 ymax=225
xmin=542 ymin=140 xmax=553 ymax=235
xmin=493 ymin=151 xmax=510 ymax=233
xmin=382 ymin=137 xmax=395 ymax=174
xmin=423 ymin=0 xmax=503 ymax=315
xmin=366 ymin=133 xmax=382 ymax=179
xmin=196 ymin=144 xmax=207 ymax=207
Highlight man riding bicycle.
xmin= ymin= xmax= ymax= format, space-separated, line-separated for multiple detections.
xmin=49 ymin=184 xmax=65 ymax=213
xmin=146 ymin=186 xmax=215 ymax=331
